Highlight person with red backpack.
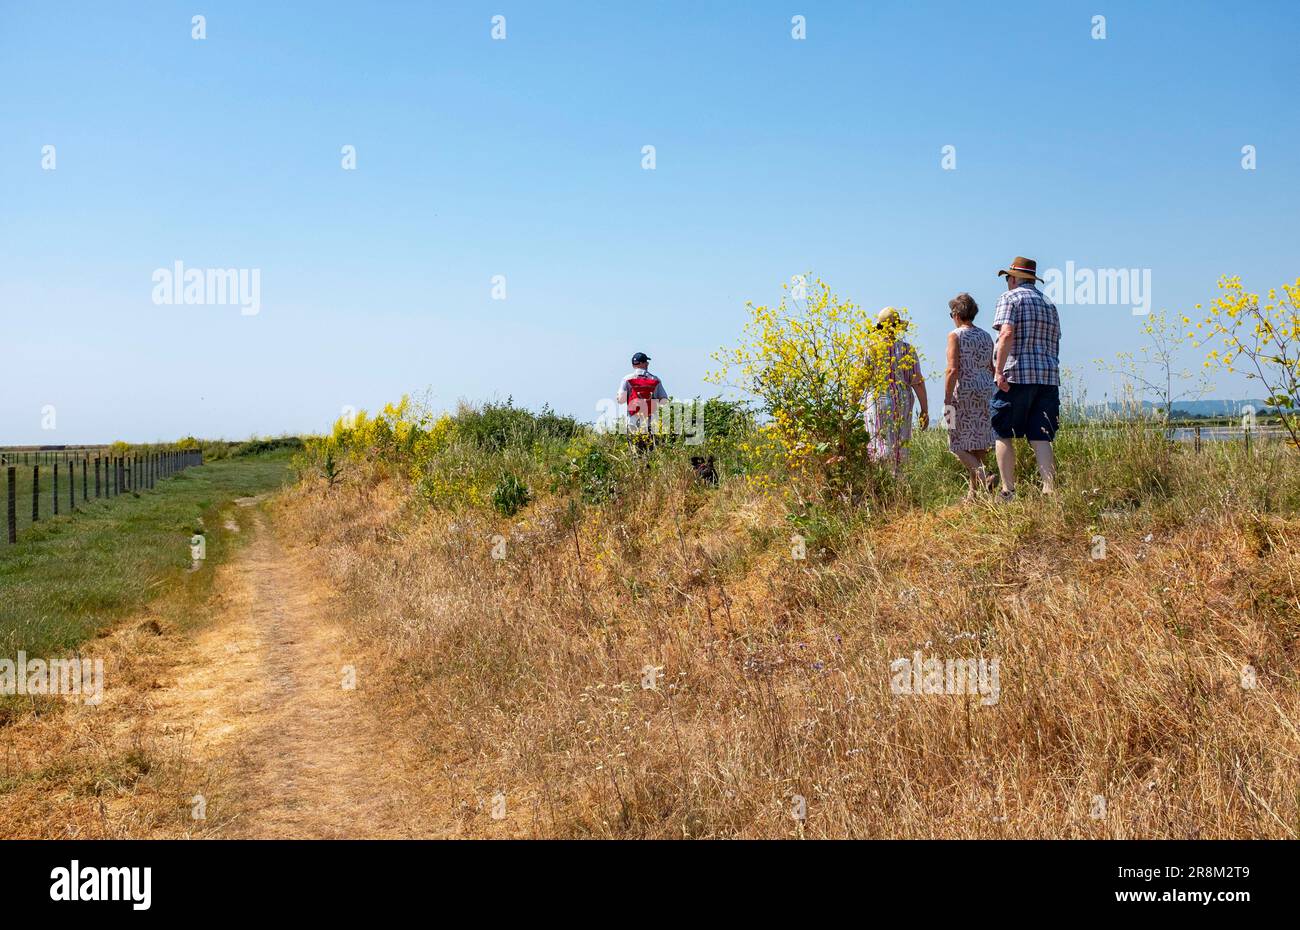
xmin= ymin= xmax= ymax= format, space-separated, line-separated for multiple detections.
xmin=617 ymin=352 xmax=668 ymax=444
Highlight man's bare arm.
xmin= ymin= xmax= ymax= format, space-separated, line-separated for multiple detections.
xmin=994 ymin=323 xmax=1014 ymax=391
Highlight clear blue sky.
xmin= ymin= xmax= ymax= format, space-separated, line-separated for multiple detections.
xmin=2 ymin=0 xmax=1297 ymax=443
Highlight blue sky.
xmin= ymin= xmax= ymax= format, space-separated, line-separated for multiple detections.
xmin=2 ymin=0 xmax=1297 ymax=443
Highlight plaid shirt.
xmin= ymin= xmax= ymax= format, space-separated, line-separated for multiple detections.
xmin=992 ymin=284 xmax=1060 ymax=385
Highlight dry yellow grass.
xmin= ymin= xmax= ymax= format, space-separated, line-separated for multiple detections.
xmin=276 ymin=452 xmax=1300 ymax=839
xmin=0 ymin=501 xmax=458 ymax=839
xmin=6 ymin=437 xmax=1295 ymax=840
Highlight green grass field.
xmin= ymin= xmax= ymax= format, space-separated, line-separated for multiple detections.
xmin=0 ymin=451 xmax=294 ymax=657
xmin=3 ymin=458 xmax=113 ymax=539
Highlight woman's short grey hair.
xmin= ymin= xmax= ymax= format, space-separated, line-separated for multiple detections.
xmin=948 ymin=292 xmax=979 ymax=323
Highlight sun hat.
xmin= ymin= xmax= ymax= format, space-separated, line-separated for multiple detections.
xmin=997 ymin=256 xmax=1045 ymax=282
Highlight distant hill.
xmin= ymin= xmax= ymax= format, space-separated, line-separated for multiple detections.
xmin=1169 ymin=399 xmax=1282 ymax=417
xmin=1078 ymin=399 xmax=1288 ymax=418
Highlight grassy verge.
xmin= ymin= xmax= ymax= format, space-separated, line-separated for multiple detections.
xmin=283 ymin=402 xmax=1300 ymax=838
xmin=0 ymin=451 xmax=293 ymax=657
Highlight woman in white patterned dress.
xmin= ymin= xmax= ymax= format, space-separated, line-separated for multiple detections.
xmin=864 ymin=307 xmax=929 ymax=473
xmin=943 ymin=293 xmax=997 ymax=498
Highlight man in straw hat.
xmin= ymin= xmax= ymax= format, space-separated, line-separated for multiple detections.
xmin=990 ymin=257 xmax=1061 ymax=499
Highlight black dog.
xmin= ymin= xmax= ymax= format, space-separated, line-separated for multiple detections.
xmin=691 ymin=455 xmax=718 ymax=487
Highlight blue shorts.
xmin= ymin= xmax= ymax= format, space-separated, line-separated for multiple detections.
xmin=991 ymin=383 xmax=1059 ymax=441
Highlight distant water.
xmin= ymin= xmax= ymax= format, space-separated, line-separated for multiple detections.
xmin=1168 ymin=427 xmax=1286 ymax=443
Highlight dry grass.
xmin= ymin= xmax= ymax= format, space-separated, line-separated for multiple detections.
xmin=0 ymin=603 xmax=235 ymax=838
xmin=278 ymin=434 xmax=1300 ymax=839
xmin=0 ymin=500 xmax=461 ymax=839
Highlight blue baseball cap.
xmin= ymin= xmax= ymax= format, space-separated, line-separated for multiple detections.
xmin=631 ymin=352 xmax=650 ymax=365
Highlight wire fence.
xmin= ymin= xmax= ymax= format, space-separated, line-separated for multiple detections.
xmin=2 ymin=449 xmax=203 ymax=545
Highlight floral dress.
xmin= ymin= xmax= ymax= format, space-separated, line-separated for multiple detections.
xmin=948 ymin=326 xmax=996 ymax=452
xmin=864 ymin=339 xmax=920 ymax=465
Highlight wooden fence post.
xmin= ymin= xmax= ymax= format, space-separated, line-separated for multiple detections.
xmin=32 ymin=465 xmax=39 ymax=522
xmin=69 ymin=460 xmax=75 ymax=511
xmin=7 ymin=466 xmax=15 ymax=544
xmin=82 ymin=457 xmax=88 ymax=501
xmin=53 ymin=462 xmax=59 ymax=515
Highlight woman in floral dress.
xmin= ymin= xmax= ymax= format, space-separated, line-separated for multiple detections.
xmin=864 ymin=307 xmax=929 ymax=472
xmin=942 ymin=293 xmax=996 ymax=498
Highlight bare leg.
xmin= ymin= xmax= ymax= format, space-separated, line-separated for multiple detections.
xmin=969 ymin=448 xmax=992 ymax=493
xmin=951 ymin=449 xmax=983 ymax=494
xmin=995 ymin=438 xmax=1016 ymax=493
xmin=1030 ymin=440 xmax=1056 ymax=493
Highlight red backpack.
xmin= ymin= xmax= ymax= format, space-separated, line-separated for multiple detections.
xmin=626 ymin=374 xmax=661 ymax=419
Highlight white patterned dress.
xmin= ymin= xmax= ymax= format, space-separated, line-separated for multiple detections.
xmin=948 ymin=325 xmax=996 ymax=452
xmin=864 ymin=339 xmax=921 ymax=466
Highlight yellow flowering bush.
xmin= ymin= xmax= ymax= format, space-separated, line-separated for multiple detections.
xmin=410 ymin=414 xmax=455 ymax=474
xmin=328 ymin=395 xmax=434 ymax=461
xmin=1194 ymin=275 xmax=1300 ymax=446
xmin=707 ymin=276 xmax=914 ymax=494
xmin=420 ymin=470 xmax=487 ymax=510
